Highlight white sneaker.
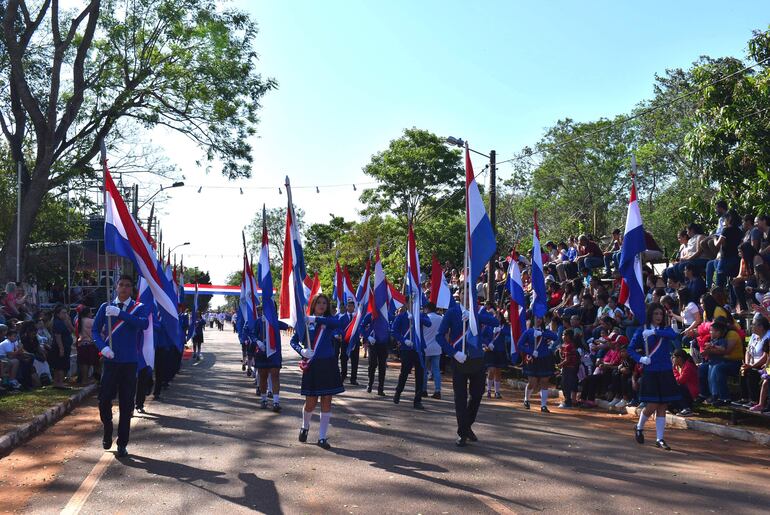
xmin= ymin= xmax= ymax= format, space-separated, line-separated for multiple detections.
xmin=615 ymin=399 xmax=628 ymax=409
xmin=9 ymin=379 xmax=21 ymax=389
xmin=609 ymin=397 xmax=621 ymax=408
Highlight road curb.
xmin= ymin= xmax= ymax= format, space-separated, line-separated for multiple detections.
xmin=506 ymin=378 xmax=770 ymax=447
xmin=0 ymin=384 xmax=97 ymax=457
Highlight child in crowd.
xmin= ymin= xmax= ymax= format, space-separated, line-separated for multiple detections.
xmin=671 ymin=349 xmax=698 ymax=416
xmin=557 ymin=329 xmax=579 ymax=408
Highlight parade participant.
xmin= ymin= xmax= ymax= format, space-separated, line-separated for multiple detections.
xmin=422 ymin=302 xmax=444 ymax=399
xmin=391 ymin=304 xmax=432 ymax=409
xmin=254 ymin=304 xmax=289 ymax=412
xmin=336 ymin=298 xmax=360 ymax=385
xmin=518 ymin=317 xmax=560 ymax=412
xmin=436 ymin=300 xmax=499 ymax=447
xmin=484 ymin=309 xmax=510 ymax=399
xmin=628 ymin=302 xmax=680 ymax=450
xmin=192 ymin=311 xmax=205 ymax=361
xmin=362 ymin=310 xmax=390 ymax=396
xmin=92 ymin=275 xmax=150 ymax=458
xmin=151 ymin=316 xmax=171 ymax=401
xmin=291 ymin=293 xmax=344 ymax=449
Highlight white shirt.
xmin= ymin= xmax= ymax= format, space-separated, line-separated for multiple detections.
xmin=0 ymin=338 xmax=18 ymax=358
xmin=113 ymin=297 xmax=133 ymax=310
xmin=423 ymin=312 xmax=444 ymax=357
xmin=747 ymin=333 xmax=770 ymax=364
xmin=682 ymin=302 xmax=700 ymax=327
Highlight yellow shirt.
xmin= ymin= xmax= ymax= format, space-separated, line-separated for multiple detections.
xmin=725 ymin=330 xmax=745 ymax=361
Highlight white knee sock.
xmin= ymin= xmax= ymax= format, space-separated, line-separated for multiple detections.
xmin=261 ymin=393 xmax=267 ymax=402
xmin=319 ymin=411 xmax=331 ymax=440
xmin=302 ymin=410 xmax=312 ymax=430
xmin=487 ymin=377 xmax=493 ymax=391
xmin=494 ymin=380 xmax=501 ymax=394
xmin=540 ymin=389 xmax=548 ymax=407
xmin=655 ymin=414 xmax=666 ymax=440
xmin=273 ymin=393 xmax=280 ymax=404
xmin=637 ymin=411 xmax=650 ymax=430
xmin=524 ymin=384 xmax=530 ymax=402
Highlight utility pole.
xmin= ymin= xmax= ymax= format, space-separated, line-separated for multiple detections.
xmin=487 ymin=149 xmax=496 ymax=305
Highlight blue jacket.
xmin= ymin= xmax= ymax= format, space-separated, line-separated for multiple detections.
xmin=488 ymin=325 xmax=511 ymax=355
xmin=93 ymin=299 xmax=150 ymax=364
xmin=628 ymin=325 xmax=678 ymax=372
xmin=518 ymin=328 xmax=560 ymax=358
xmin=362 ymin=312 xmax=390 ymax=345
xmin=436 ymin=304 xmax=499 ymax=359
xmin=391 ymin=311 xmax=432 ymax=355
xmin=290 ymin=316 xmax=343 ymax=360
xmin=334 ymin=312 xmax=356 ymax=340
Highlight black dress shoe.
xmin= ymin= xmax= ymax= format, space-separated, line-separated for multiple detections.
xmin=349 ymin=380 xmax=359 ymax=386
xmin=135 ymin=406 xmax=145 ymax=414
xmin=393 ymin=392 xmax=401 ymax=404
xmin=635 ymin=428 xmax=645 ymax=444
xmin=317 ymin=439 xmax=331 ymax=450
xmin=432 ymin=392 xmax=441 ymax=399
xmin=413 ymin=402 xmax=425 ymax=410
xmin=656 ymin=439 xmax=671 ymax=451
xmin=367 ymin=385 xmax=373 ymax=393
xmin=299 ymin=428 xmax=309 ymax=443
xmin=377 ymin=390 xmax=386 ymax=397
xmin=455 ymin=435 xmax=467 ymax=447
xmin=467 ymin=429 xmax=478 ymax=442
xmin=116 ymin=446 xmax=128 ymax=458
xmin=421 ymin=390 xmax=428 ymax=398
xmin=102 ymin=437 xmax=112 ymax=450
xmin=272 ymin=403 xmax=282 ymax=413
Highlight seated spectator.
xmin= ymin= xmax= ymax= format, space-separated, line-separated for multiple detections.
xmin=642 ymin=230 xmax=665 ymax=262
xmin=669 ymin=288 xmax=702 ymax=350
xmin=2 ymin=282 xmax=25 ymax=319
xmin=555 ymin=241 xmax=578 ymax=281
xmin=704 ymin=200 xmax=730 ymax=258
xmin=0 ymin=328 xmax=30 ymax=390
xmin=671 ymin=349 xmax=698 ymax=416
xmin=580 ymin=336 xmax=623 ymax=407
xmin=608 ymin=346 xmax=634 ymax=409
xmin=602 ymin=228 xmax=622 ymax=277
xmin=698 ymin=317 xmax=742 ymax=406
xmin=575 ymin=234 xmax=604 ymax=274
xmin=740 ymin=317 xmax=769 ymax=407
xmin=666 ymin=223 xmax=711 ymax=282
xmin=705 ymin=212 xmax=742 ymax=290
xmin=19 ymin=320 xmax=48 ymax=387
xmin=684 ymin=263 xmax=707 ymax=302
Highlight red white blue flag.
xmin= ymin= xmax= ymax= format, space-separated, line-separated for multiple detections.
xmin=137 ymin=277 xmax=156 ymax=371
xmin=258 ymin=206 xmax=281 ymax=358
xmin=406 ymin=223 xmax=425 ymax=367
xmin=506 ymin=250 xmax=526 ymax=362
xmin=429 ymin=254 xmax=453 ymax=309
xmin=103 ymin=159 xmax=179 ymax=344
xmin=464 ymin=144 xmax=496 ymax=336
xmin=618 ymin=157 xmax=647 ymax=321
xmin=279 ymin=177 xmax=309 ymax=341
xmin=531 ymin=210 xmax=548 ymax=318
xmin=345 ymin=260 xmax=370 ymax=349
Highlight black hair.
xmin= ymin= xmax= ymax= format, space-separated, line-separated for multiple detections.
xmin=687 ymin=223 xmax=704 ymax=235
xmin=710 ymin=319 xmax=728 ymax=337
xmin=676 ymin=287 xmax=691 ymax=307
xmin=118 ymin=274 xmax=134 ymax=285
xmin=754 ymin=317 xmax=770 ymax=332
xmin=700 ymin=293 xmax=717 ymax=320
xmin=673 ymin=348 xmax=694 ymax=364
xmin=645 ymin=302 xmax=667 ymax=326
xmin=716 ymin=200 xmax=728 ymax=210
xmin=424 ymin=302 xmax=436 ymax=312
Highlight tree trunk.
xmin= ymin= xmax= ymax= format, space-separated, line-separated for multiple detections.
xmin=0 ymin=163 xmax=51 ymax=282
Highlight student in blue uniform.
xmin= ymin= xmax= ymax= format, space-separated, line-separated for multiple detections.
xmin=484 ymin=309 xmax=510 ymax=399
xmin=362 ymin=309 xmax=390 ymax=396
xmin=92 ymin=275 xmax=150 ymax=458
xmin=192 ymin=312 xmax=205 ymax=361
xmin=628 ymin=302 xmax=680 ymax=450
xmin=253 ymin=303 xmax=289 ymax=412
xmin=291 ymin=293 xmax=344 ymax=449
xmin=391 ymin=305 xmax=432 ymax=409
xmin=518 ymin=317 xmax=559 ymax=412
xmin=151 ymin=317 xmax=171 ymax=401
xmin=437 ymin=300 xmax=499 ymax=447
xmin=335 ymin=299 xmax=360 ymax=385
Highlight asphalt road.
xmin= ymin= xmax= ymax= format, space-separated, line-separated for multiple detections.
xmin=4 ymin=326 xmax=770 ymax=514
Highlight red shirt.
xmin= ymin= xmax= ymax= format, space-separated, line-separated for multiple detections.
xmin=579 ymin=241 xmax=603 ymax=258
xmin=602 ymin=348 xmax=622 ymax=366
xmin=548 ymin=291 xmax=563 ymax=308
xmin=607 ymin=332 xmax=629 ymax=347
xmin=560 ymin=342 xmax=579 ymax=367
xmin=673 ymin=360 xmax=699 ymax=399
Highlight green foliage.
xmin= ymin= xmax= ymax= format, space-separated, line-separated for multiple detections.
xmin=245 ymin=206 xmax=304 ymax=268
xmin=360 ymin=128 xmax=463 ymax=221
xmin=182 ymin=266 xmax=212 ymax=313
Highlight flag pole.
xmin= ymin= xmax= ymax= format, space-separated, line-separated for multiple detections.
xmin=629 ymin=155 xmax=649 ymax=357
xmin=100 ymin=139 xmax=113 ymax=350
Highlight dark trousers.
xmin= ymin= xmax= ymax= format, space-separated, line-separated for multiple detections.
xmin=135 ymin=366 xmax=154 ymax=409
xmin=581 ymin=369 xmax=612 ymax=401
xmin=99 ymin=361 xmax=138 ymax=447
xmin=395 ymin=350 xmax=425 ymax=405
xmin=341 ymin=343 xmax=360 ymax=382
xmin=153 ymin=347 xmax=168 ymax=396
xmin=368 ymin=344 xmax=388 ymax=392
xmin=741 ymin=367 xmax=762 ymax=403
xmin=452 ymin=361 xmax=486 ymax=438
xmin=670 ymin=385 xmax=694 ymax=411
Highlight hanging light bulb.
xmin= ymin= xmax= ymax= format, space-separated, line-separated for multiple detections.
xmin=316 ymin=186 xmax=320 ymax=193
xmin=197 ymin=186 xmax=202 ymax=193
xmin=353 ymin=184 xmax=357 ymax=191
xmin=239 ymin=187 xmax=244 ymax=195
xmin=279 ymin=187 xmax=283 ymax=195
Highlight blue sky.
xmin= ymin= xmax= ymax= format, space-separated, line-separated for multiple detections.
xmin=158 ymin=0 xmax=766 ymax=294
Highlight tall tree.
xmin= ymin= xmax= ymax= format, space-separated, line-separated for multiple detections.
xmin=360 ymin=128 xmax=464 ymax=221
xmin=0 ymin=0 xmax=276 ymax=279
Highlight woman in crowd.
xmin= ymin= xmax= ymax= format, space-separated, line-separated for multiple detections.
xmin=698 ymin=316 xmax=743 ymax=406
xmin=76 ymin=307 xmax=98 ymax=385
xmin=740 ymin=317 xmax=769 ymax=407
xmin=50 ymin=304 xmax=75 ymax=389
xmin=290 ymin=293 xmax=343 ymax=449
xmin=628 ymin=303 xmax=680 ymax=450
